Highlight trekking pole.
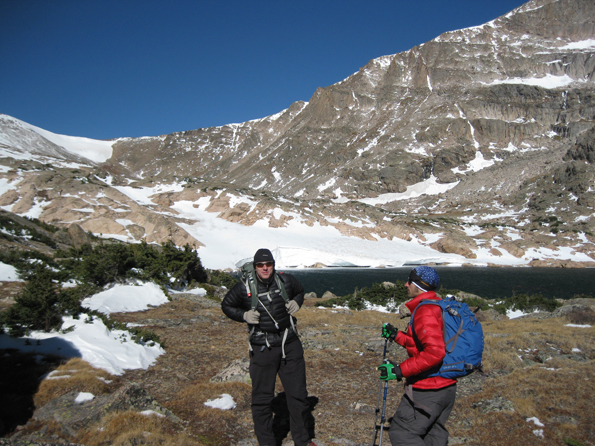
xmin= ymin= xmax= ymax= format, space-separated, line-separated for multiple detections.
xmin=372 ymin=337 xmax=389 ymax=446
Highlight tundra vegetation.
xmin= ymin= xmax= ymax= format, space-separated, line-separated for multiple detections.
xmin=0 ymin=215 xmax=593 ymax=445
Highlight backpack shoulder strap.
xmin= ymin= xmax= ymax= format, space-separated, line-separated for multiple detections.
xmin=274 ymin=272 xmax=289 ymax=303
xmin=241 ymin=263 xmax=260 ymax=310
xmin=409 ymin=299 xmax=443 ymax=342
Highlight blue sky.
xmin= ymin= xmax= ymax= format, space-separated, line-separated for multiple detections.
xmin=1 ymin=0 xmax=527 ymax=140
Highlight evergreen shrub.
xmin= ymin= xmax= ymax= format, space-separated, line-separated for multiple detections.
xmin=207 ymin=269 xmax=238 ymax=289
xmin=1 ymin=265 xmax=68 ymax=335
xmin=317 ymin=280 xmax=408 ymax=311
xmin=507 ymin=293 xmax=562 ymax=313
xmin=1 ymin=238 xmax=208 ymax=344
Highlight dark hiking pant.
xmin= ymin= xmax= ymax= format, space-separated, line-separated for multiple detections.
xmin=388 ymin=384 xmax=456 ymax=446
xmin=249 ymin=339 xmax=311 ymax=446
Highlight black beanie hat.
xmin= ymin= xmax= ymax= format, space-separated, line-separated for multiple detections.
xmin=254 ymin=248 xmax=275 ymax=264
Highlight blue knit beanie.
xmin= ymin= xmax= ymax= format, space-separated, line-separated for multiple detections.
xmin=408 ymin=266 xmax=440 ymax=291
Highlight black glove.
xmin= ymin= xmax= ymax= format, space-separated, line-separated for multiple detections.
xmin=378 ymin=359 xmax=403 ymax=381
xmin=381 ymin=323 xmax=399 ymax=342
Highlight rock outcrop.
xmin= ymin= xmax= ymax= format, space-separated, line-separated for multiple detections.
xmin=0 ymin=0 xmax=594 ymax=267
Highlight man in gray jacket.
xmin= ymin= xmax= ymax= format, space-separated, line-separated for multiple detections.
xmin=221 ymin=248 xmax=315 ymax=446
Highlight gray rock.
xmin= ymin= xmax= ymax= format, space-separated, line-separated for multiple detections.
xmin=471 ymin=396 xmax=515 ymax=413
xmin=475 ymin=308 xmax=507 ymax=322
xmin=398 ymin=299 xmax=412 ymax=318
xmin=321 ymin=291 xmax=338 ymax=300
xmin=350 ymin=401 xmax=375 ymax=414
xmin=210 ymin=358 xmax=251 ymax=384
xmin=553 ymin=304 xmax=594 ymax=317
xmin=30 ymin=383 xmax=178 ymax=437
xmin=563 ymin=298 xmax=595 ymax=309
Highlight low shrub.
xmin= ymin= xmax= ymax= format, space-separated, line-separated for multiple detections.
xmin=207 ymin=269 xmax=238 ymax=289
xmin=507 ymin=292 xmax=562 ymax=313
xmin=317 ymin=281 xmax=408 ymax=311
xmin=457 ymin=295 xmax=491 ymax=311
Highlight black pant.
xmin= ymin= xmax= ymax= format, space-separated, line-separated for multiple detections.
xmin=388 ymin=384 xmax=456 ymax=446
xmin=249 ymin=339 xmax=311 ymax=446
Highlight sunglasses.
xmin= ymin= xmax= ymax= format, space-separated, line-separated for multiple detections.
xmin=255 ymin=262 xmax=274 ymax=268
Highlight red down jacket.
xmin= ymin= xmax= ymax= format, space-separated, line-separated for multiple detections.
xmin=395 ymin=291 xmax=457 ymax=390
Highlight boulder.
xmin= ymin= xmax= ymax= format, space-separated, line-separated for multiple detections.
xmin=210 ymin=358 xmax=250 ymax=384
xmin=475 ymin=308 xmax=507 ymax=322
xmin=30 ymin=383 xmax=178 ymax=437
xmin=67 ymin=223 xmax=93 ymax=248
xmin=430 ymin=235 xmax=477 ymax=259
xmin=321 ymin=291 xmax=338 ymax=300
xmin=398 ymin=299 xmax=413 ymax=318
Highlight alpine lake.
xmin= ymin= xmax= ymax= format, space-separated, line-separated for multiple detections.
xmin=278 ymin=266 xmax=595 ymax=300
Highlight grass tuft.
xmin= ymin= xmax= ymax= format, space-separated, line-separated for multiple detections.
xmin=34 ymin=358 xmax=118 ymax=408
xmin=75 ymin=410 xmax=201 ymax=446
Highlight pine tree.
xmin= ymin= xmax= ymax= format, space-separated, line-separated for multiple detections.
xmin=2 ymin=265 xmax=64 ymax=335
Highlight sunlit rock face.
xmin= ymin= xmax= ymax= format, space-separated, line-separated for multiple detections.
xmin=1 ymin=0 xmax=595 ymax=268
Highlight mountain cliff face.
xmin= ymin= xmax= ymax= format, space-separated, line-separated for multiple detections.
xmin=1 ymin=0 xmax=594 ymax=268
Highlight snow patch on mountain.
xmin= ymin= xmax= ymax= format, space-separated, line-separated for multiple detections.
xmin=358 ymin=176 xmax=458 ymax=205
xmin=0 ymin=114 xmax=114 ymax=163
xmin=486 ymin=73 xmax=580 ymax=89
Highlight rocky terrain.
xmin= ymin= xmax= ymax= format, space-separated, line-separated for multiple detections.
xmin=1 ymin=0 xmax=595 ymax=268
xmin=1 ymin=289 xmax=594 ymax=446
xmin=0 ymin=213 xmax=593 ymax=445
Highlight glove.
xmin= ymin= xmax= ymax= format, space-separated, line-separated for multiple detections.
xmin=243 ymin=310 xmax=260 ymax=324
xmin=378 ymin=359 xmax=403 ymax=381
xmin=286 ymin=300 xmax=300 ymax=315
xmin=382 ymin=323 xmax=399 ymax=342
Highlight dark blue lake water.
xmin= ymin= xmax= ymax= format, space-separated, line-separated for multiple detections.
xmin=279 ymin=267 xmax=595 ymax=300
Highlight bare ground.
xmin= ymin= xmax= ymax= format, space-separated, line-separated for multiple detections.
xmin=109 ymin=294 xmax=491 ymax=446
xmin=2 ymin=291 xmax=594 ymax=446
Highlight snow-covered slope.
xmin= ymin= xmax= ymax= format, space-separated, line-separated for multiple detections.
xmin=0 ymin=0 xmax=594 ymax=270
xmin=0 ymin=114 xmax=114 ymax=164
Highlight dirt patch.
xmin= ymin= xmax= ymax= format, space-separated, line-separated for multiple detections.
xmin=3 ymin=294 xmax=594 ymax=446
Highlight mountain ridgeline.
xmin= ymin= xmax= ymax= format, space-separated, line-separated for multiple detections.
xmin=0 ymin=0 xmax=594 ymax=267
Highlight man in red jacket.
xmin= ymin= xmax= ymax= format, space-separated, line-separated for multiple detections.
xmin=379 ymin=266 xmax=456 ymax=446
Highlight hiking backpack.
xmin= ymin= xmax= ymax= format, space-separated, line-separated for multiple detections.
xmin=410 ymin=295 xmax=484 ymax=379
xmin=239 ymin=262 xmax=298 ymax=355
xmin=240 ymin=261 xmax=289 ymax=310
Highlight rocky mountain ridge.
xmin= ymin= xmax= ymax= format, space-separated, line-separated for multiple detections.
xmin=1 ymin=0 xmax=594 ymax=268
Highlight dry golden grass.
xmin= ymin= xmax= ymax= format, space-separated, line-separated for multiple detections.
xmin=451 ymin=316 xmax=595 ymax=446
xmin=168 ymin=381 xmax=251 ymax=419
xmin=20 ymin=300 xmax=595 ymax=446
xmin=480 ymin=317 xmax=594 ymax=372
xmin=75 ymin=410 xmax=201 ymax=446
xmin=165 ymin=381 xmax=253 ymax=444
xmin=34 ymin=357 xmax=118 ymax=408
xmin=299 ymin=307 xmax=409 ymax=336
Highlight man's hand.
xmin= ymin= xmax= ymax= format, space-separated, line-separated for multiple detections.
xmin=286 ymin=300 xmax=300 ymax=315
xmin=382 ymin=323 xmax=399 ymax=342
xmin=378 ymin=359 xmax=403 ymax=381
xmin=243 ymin=310 xmax=260 ymax=324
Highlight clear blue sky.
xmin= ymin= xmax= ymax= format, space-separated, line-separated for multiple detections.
xmin=1 ymin=0 xmax=528 ymax=140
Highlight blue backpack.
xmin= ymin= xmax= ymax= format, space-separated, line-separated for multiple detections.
xmin=410 ymin=296 xmax=484 ymax=379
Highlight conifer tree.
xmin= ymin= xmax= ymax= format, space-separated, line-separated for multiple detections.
xmin=2 ymin=265 xmax=64 ymax=335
